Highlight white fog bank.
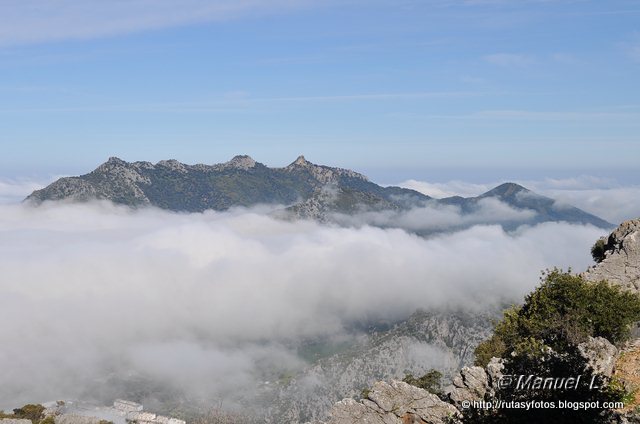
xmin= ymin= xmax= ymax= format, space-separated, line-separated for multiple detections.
xmin=0 ymin=201 xmax=605 ymax=407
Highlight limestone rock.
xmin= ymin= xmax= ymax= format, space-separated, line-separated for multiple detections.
xmin=320 ymin=380 xmax=459 ymax=424
xmin=446 ymin=366 xmax=489 ymax=406
xmin=223 ymin=155 xmax=257 ymax=170
xmin=485 ymin=357 xmax=505 ymax=390
xmin=578 ymin=336 xmax=618 ymax=378
xmin=584 ymin=219 xmax=640 ymax=292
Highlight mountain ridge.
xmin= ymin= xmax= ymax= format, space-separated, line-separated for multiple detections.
xmin=25 ymin=156 xmax=613 ymax=229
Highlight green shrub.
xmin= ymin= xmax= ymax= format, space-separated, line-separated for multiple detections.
xmin=591 ymin=238 xmax=607 ymax=263
xmin=467 ymin=270 xmax=640 ymax=423
xmin=403 ymin=369 xmax=443 ymax=395
xmin=475 ymin=269 xmax=640 ymax=366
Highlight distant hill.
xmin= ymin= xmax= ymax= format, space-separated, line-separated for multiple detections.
xmin=25 ymin=155 xmax=613 ymax=230
xmin=440 ymin=182 xmax=613 ymax=230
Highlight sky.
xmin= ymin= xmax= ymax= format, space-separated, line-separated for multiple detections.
xmin=0 ymin=0 xmax=639 ymax=182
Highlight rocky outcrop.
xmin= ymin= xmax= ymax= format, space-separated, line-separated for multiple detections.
xmin=578 ymin=336 xmax=618 ymax=378
xmin=312 ymin=380 xmax=460 ymax=424
xmin=444 ymin=357 xmax=504 ymax=408
xmin=446 ymin=366 xmax=490 ymax=407
xmin=584 ymin=219 xmax=640 ymax=292
xmin=284 ymin=155 xmax=368 ymax=184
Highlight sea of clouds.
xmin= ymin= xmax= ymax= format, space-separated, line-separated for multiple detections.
xmin=0 ymin=176 xmax=632 ymax=409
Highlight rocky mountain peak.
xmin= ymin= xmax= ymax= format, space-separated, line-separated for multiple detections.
xmin=106 ymin=156 xmax=127 ymax=165
xmin=97 ymin=156 xmax=131 ymax=172
xmin=287 ymin=155 xmax=310 ymax=168
xmin=284 ymin=155 xmax=369 ymax=184
xmin=480 ymin=182 xmax=530 ymax=198
xmin=156 ymin=159 xmax=188 ymax=172
xmin=225 ymin=154 xmax=257 ymax=170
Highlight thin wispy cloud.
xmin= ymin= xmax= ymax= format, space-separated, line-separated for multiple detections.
xmin=0 ymin=0 xmax=314 ymax=46
xmin=483 ymin=53 xmax=536 ymax=66
xmin=0 ymin=91 xmax=494 ymax=114
xmin=420 ymin=108 xmax=640 ymax=122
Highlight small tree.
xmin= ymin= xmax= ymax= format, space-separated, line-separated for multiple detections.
xmin=591 ymin=238 xmax=607 ymax=263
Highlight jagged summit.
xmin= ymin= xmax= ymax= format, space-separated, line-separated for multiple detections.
xmin=284 ymin=155 xmax=369 ymax=183
xmin=107 ymin=156 xmax=126 ymax=164
xmin=290 ymin=155 xmax=309 ymax=167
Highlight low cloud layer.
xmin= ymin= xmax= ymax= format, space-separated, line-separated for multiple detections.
xmin=0 ymin=200 xmax=605 ymax=408
xmin=0 ymin=178 xmax=48 ymax=204
xmin=333 ymin=197 xmax=537 ymax=232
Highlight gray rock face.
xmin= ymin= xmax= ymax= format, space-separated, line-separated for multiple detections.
xmin=584 ymin=219 xmax=640 ymax=292
xmin=317 ymin=381 xmax=459 ymax=424
xmin=578 ymin=336 xmax=618 ymax=378
xmin=0 ymin=420 xmax=33 ymax=424
xmin=485 ymin=357 xmax=505 ymax=388
xmin=447 ymin=366 xmax=489 ymax=406
xmin=444 ymin=358 xmax=503 ymax=408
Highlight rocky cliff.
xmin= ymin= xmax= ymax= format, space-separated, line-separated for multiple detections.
xmin=584 ymin=218 xmax=640 ymax=292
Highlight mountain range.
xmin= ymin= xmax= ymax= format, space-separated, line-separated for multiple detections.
xmin=25 ymin=155 xmax=613 ymax=230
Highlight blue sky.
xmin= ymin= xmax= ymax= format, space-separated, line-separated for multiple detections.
xmin=0 ymin=0 xmax=639 ymax=182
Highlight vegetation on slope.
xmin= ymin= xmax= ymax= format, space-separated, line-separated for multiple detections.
xmin=468 ymin=270 xmax=640 ymax=423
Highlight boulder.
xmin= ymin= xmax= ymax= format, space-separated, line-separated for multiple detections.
xmin=578 ymin=336 xmax=618 ymax=378
xmin=318 ymin=380 xmax=460 ymax=424
xmin=446 ymin=366 xmax=489 ymax=406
